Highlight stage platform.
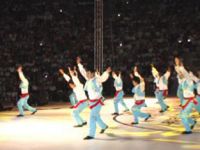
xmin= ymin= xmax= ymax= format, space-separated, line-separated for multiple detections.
xmin=0 ymin=97 xmax=200 ymax=150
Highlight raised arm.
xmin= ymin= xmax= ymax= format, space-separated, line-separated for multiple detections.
xmin=17 ymin=66 xmax=28 ymax=83
xmin=189 ymin=71 xmax=199 ymax=83
xmin=134 ymin=66 xmax=144 ymax=82
xmin=59 ymin=69 xmax=70 ymax=82
xmin=68 ymin=67 xmax=82 ymax=85
xmin=163 ymin=67 xmax=171 ymax=80
xmin=76 ymin=57 xmax=88 ymax=80
xmin=97 ymin=67 xmax=111 ymax=83
xmin=151 ymin=64 xmax=159 ymax=78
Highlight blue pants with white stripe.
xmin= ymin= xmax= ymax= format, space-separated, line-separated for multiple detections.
xmin=88 ymin=104 xmax=107 ymax=137
xmin=17 ymin=96 xmax=36 ymax=115
xmin=114 ymin=91 xmax=129 ymax=113
xmin=72 ymin=101 xmax=88 ymax=125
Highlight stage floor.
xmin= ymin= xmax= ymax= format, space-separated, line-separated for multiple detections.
xmin=0 ymin=97 xmax=200 ymax=150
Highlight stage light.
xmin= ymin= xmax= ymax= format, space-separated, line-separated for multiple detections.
xmin=120 ymin=42 xmax=123 ymax=47
xmin=118 ymin=13 xmax=121 ymax=17
xmin=39 ymin=42 xmax=43 ymax=46
xmin=126 ymin=1 xmax=129 ymax=4
xmin=187 ymin=38 xmax=191 ymax=42
xmin=59 ymin=9 xmax=63 ymax=13
xmin=178 ymin=40 xmax=182 ymax=43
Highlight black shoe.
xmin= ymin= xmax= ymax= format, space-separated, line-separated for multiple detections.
xmin=82 ymin=122 xmax=87 ymax=126
xmin=31 ymin=110 xmax=37 ymax=115
xmin=166 ymin=106 xmax=170 ymax=110
xmin=124 ymin=109 xmax=129 ymax=112
xmin=131 ymin=122 xmax=139 ymax=125
xmin=112 ymin=112 xmax=119 ymax=116
xmin=144 ymin=114 xmax=151 ymax=121
xmin=17 ymin=114 xmax=24 ymax=117
xmin=84 ymin=136 xmax=94 ymax=140
xmin=73 ymin=124 xmax=83 ymax=128
xmin=159 ymin=110 xmax=165 ymax=113
xmin=100 ymin=126 xmax=108 ymax=134
xmin=191 ymin=120 xmax=197 ymax=130
xmin=182 ymin=131 xmax=192 ymax=134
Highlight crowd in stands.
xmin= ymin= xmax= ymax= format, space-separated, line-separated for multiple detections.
xmin=0 ymin=0 xmax=199 ymax=106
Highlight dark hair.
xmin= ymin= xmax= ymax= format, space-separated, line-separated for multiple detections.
xmin=68 ymin=80 xmax=74 ymax=86
xmin=132 ymin=76 xmax=140 ymax=84
xmin=86 ymin=65 xmax=95 ymax=73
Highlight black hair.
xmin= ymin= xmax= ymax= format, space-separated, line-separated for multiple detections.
xmin=132 ymin=76 xmax=140 ymax=84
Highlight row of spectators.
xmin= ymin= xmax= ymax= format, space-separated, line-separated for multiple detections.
xmin=0 ymin=0 xmax=199 ymax=106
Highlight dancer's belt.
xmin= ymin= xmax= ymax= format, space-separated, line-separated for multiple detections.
xmin=114 ymin=90 xmax=122 ymax=97
xmin=73 ymin=99 xmax=87 ymax=109
xmin=135 ymin=100 xmax=145 ymax=105
xmin=20 ymin=93 xmax=29 ymax=98
xmin=89 ymin=97 xmax=104 ymax=109
xmin=156 ymin=87 xmax=168 ymax=97
xmin=182 ymin=97 xmax=198 ymax=110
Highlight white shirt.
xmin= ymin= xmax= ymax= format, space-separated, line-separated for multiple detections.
xmin=78 ymin=63 xmax=109 ymax=99
xmin=181 ymin=78 xmax=195 ymax=98
xmin=19 ymin=72 xmax=29 ymax=94
xmin=113 ymin=74 xmax=123 ymax=91
xmin=154 ymin=71 xmax=170 ymax=90
xmin=63 ymin=73 xmax=87 ymax=101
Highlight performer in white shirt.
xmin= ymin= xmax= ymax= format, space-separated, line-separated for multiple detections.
xmin=188 ymin=71 xmax=200 ymax=114
xmin=59 ymin=67 xmax=88 ymax=127
xmin=17 ymin=66 xmax=37 ymax=117
xmin=131 ymin=66 xmax=151 ymax=124
xmin=174 ymin=56 xmax=188 ymax=106
xmin=112 ymin=70 xmax=129 ymax=115
xmin=151 ymin=65 xmax=171 ymax=113
xmin=76 ymin=57 xmax=111 ymax=140
xmin=179 ymin=72 xmax=198 ymax=134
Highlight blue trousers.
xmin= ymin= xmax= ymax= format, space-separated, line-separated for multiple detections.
xmin=72 ymin=101 xmax=88 ymax=125
xmin=195 ymin=96 xmax=200 ymax=112
xmin=180 ymin=100 xmax=195 ymax=132
xmin=131 ymin=103 xmax=149 ymax=123
xmin=114 ymin=91 xmax=128 ymax=113
xmin=155 ymin=90 xmax=167 ymax=111
xmin=177 ymin=84 xmax=184 ymax=105
xmin=69 ymin=92 xmax=78 ymax=106
xmin=89 ymin=104 xmax=107 ymax=137
xmin=17 ymin=96 xmax=36 ymax=115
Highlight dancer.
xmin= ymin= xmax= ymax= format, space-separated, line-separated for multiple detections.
xmin=16 ymin=66 xmax=37 ymax=117
xmin=151 ymin=64 xmax=171 ymax=112
xmin=131 ymin=66 xmax=151 ymax=124
xmin=76 ymin=57 xmax=111 ymax=140
xmin=174 ymin=56 xmax=188 ymax=106
xmin=179 ymin=72 xmax=198 ymax=134
xmin=112 ymin=70 xmax=129 ymax=116
xmin=59 ymin=67 xmax=88 ymax=127
xmin=188 ymin=71 xmax=200 ymax=114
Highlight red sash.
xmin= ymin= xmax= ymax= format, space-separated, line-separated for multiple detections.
xmin=135 ymin=100 xmax=145 ymax=105
xmin=161 ymin=90 xmax=168 ymax=97
xmin=89 ymin=97 xmax=104 ymax=109
xmin=73 ymin=99 xmax=87 ymax=109
xmin=156 ymin=86 xmax=168 ymax=97
xmin=114 ymin=90 xmax=122 ymax=97
xmin=20 ymin=93 xmax=29 ymax=98
xmin=182 ymin=97 xmax=198 ymax=110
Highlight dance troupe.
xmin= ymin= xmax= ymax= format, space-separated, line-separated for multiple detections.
xmin=16 ymin=56 xmax=200 ymax=139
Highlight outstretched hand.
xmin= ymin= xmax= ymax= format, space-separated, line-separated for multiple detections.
xmin=106 ymin=67 xmax=112 ymax=73
xmin=17 ymin=66 xmax=22 ymax=72
xmin=59 ymin=69 xmax=64 ymax=75
xmin=76 ymin=56 xmax=82 ymax=64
